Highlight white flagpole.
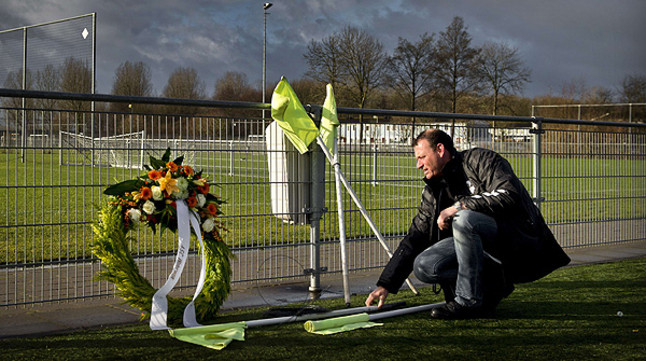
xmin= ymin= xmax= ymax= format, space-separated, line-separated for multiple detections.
xmin=331 ymin=138 xmax=351 ymax=306
xmin=316 ymin=137 xmax=419 ymax=296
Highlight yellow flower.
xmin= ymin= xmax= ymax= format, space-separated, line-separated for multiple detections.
xmin=158 ymin=171 xmax=179 ymax=196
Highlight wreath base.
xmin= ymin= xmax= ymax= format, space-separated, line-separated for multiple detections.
xmin=92 ymin=202 xmax=231 ymax=324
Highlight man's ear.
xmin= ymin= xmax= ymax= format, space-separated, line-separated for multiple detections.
xmin=436 ymin=143 xmax=446 ymax=157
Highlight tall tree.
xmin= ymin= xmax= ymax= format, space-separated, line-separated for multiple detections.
xmin=213 ymin=71 xmax=256 ymax=101
xmin=213 ymin=71 xmax=260 ymax=118
xmin=476 ymin=42 xmax=531 ymax=115
xmin=2 ymin=70 xmax=33 ymax=108
xmin=337 ymin=26 xmax=387 ymax=112
xmin=387 ymin=33 xmax=436 ymax=112
xmin=111 ymin=61 xmax=153 ymax=112
xmin=60 ymin=57 xmax=91 ymax=112
xmin=619 ymin=74 xmax=646 ymax=122
xmin=162 ymin=67 xmax=205 ymax=115
xmin=620 ymin=74 xmax=646 ymax=103
xmin=434 ymin=17 xmax=480 ymax=134
xmin=35 ymin=64 xmax=61 ymax=110
xmin=304 ymin=35 xmax=344 ymax=90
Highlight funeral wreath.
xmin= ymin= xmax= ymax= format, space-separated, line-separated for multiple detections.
xmin=92 ymin=148 xmax=231 ymax=323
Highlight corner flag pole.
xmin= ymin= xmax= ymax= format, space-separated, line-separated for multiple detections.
xmin=316 ymin=137 xmax=419 ymax=296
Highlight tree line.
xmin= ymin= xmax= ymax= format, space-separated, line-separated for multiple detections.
xmin=3 ymin=16 xmax=645 ymax=122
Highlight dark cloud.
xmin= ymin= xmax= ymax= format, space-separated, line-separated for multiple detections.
xmin=1 ymin=0 xmax=644 ymax=99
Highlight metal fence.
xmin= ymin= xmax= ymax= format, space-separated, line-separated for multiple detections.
xmin=1 ymin=89 xmax=645 ymax=307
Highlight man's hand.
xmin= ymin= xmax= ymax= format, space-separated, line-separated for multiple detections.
xmin=437 ymin=206 xmax=459 ymax=231
xmin=365 ymin=286 xmax=389 ymax=308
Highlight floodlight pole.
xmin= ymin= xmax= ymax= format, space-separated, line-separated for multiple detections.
xmin=262 ymin=3 xmax=273 ymax=121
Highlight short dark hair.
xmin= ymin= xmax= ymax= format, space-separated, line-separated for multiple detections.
xmin=413 ymin=129 xmax=456 ymax=154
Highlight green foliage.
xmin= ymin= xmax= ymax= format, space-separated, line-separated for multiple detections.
xmin=91 ymin=201 xmax=232 ymax=323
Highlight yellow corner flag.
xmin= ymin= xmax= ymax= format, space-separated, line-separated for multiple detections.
xmin=270 ymin=77 xmax=320 ymax=154
xmin=320 ymin=84 xmax=339 ymax=155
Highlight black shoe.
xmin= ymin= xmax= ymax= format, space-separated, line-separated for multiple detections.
xmin=431 ymin=301 xmax=492 ymax=320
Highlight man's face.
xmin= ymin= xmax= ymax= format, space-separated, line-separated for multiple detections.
xmin=414 ymin=139 xmax=447 ymax=179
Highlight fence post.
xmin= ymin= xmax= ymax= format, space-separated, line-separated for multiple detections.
xmin=308 ymin=107 xmax=326 ymax=296
xmin=371 ymin=143 xmax=379 ymax=186
xmin=531 ymin=117 xmax=544 ymax=209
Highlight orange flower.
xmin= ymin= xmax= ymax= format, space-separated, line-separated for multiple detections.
xmin=139 ymin=187 xmax=153 ymax=200
xmin=183 ymin=165 xmax=194 ymax=176
xmin=198 ymin=182 xmax=210 ymax=195
xmin=166 ymin=161 xmax=179 ymax=173
xmin=158 ymin=170 xmax=179 ymax=196
xmin=187 ymin=196 xmax=197 ymax=208
xmin=207 ymin=203 xmax=217 ymax=216
xmin=148 ymin=170 xmax=163 ymax=180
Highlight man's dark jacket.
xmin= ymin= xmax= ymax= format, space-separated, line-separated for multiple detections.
xmin=377 ymin=148 xmax=570 ymax=294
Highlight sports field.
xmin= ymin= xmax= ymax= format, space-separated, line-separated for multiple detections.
xmin=1 ymin=148 xmax=645 ymax=264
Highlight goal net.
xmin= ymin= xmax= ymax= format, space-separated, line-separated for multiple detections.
xmin=59 ymin=130 xmax=146 ymax=169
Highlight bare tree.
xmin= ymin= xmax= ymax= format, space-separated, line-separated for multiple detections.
xmin=304 ymin=25 xmax=387 ymax=115
xmin=304 ymin=35 xmax=344 ymax=90
xmin=60 ymin=57 xmax=91 ymax=111
xmin=387 ymin=33 xmax=436 ymax=113
xmin=338 ymin=26 xmax=388 ymax=113
xmin=476 ymin=42 xmax=531 ymax=115
xmin=35 ymin=64 xmax=61 ymax=110
xmin=162 ymin=67 xmax=205 ymax=115
xmin=620 ymin=74 xmax=646 ymax=103
xmin=111 ymin=61 xmax=153 ymax=112
xmin=213 ymin=71 xmax=260 ymax=118
xmin=434 ymin=17 xmax=480 ymax=134
xmin=2 ymin=70 xmax=33 ymax=109
xmin=213 ymin=71 xmax=256 ymax=101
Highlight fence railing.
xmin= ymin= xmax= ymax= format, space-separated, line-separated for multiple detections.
xmin=1 ymin=88 xmax=645 ymax=307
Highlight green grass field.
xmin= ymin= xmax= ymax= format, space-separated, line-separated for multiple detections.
xmin=1 ymin=149 xmax=645 ymax=264
xmin=1 ymin=257 xmax=645 ymax=360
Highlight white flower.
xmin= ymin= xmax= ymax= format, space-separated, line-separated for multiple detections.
xmin=142 ymin=200 xmax=155 ymax=215
xmin=202 ymin=217 xmax=215 ymax=232
xmin=127 ymin=208 xmax=141 ymax=223
xmin=173 ymin=189 xmax=189 ymax=200
xmin=176 ymin=177 xmax=189 ymax=192
xmin=197 ymin=194 xmax=207 ymax=208
xmin=151 ymin=186 xmax=163 ymax=201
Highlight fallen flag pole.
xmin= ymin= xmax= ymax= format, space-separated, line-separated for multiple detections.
xmin=246 ymin=301 xmax=407 ymax=328
xmin=303 ymin=301 xmax=445 ymax=334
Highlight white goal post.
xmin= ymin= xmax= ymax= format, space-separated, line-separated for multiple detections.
xmin=59 ymin=130 xmax=146 ymax=169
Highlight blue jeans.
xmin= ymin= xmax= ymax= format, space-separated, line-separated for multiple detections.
xmin=413 ymin=210 xmax=498 ymax=307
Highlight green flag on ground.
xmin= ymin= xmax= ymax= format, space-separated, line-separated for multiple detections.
xmin=270 ymin=77 xmax=320 ymax=154
xmin=320 ymin=83 xmax=339 ymax=155
xmin=303 ymin=313 xmax=383 ymax=335
xmin=169 ymin=321 xmax=247 ymax=350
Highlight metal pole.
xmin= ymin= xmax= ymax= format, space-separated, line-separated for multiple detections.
xmin=309 ymin=131 xmax=325 ymax=296
xmin=531 ymin=117 xmax=543 ymax=209
xmin=91 ymin=13 xmax=96 ymax=164
xmin=21 ymin=27 xmax=27 ymax=163
xmin=316 ymin=136 xmax=419 ymax=295
xmin=262 ymin=3 xmax=272 ymax=121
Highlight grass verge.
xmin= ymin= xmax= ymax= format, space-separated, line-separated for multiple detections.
xmin=2 ymin=257 xmax=645 ymax=361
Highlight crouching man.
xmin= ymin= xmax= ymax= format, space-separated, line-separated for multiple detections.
xmin=366 ymin=129 xmax=570 ymax=319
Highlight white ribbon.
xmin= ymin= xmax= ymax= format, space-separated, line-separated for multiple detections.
xmin=149 ymin=199 xmax=207 ymax=330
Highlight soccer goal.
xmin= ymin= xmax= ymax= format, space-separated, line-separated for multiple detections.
xmin=59 ymin=130 xmax=146 ymax=169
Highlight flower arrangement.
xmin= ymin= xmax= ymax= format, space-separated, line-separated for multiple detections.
xmin=103 ymin=148 xmax=223 ymax=237
xmin=92 ymin=148 xmax=231 ymax=324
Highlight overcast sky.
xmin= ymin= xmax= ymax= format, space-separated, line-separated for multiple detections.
xmin=1 ymin=0 xmax=645 ymax=101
